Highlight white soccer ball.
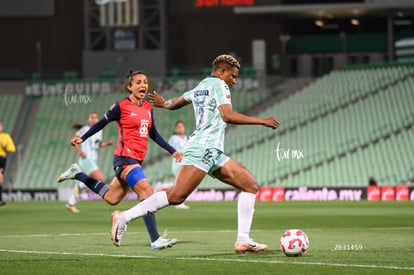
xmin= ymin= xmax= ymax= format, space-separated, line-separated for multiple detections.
xmin=280 ymin=229 xmax=309 ymax=257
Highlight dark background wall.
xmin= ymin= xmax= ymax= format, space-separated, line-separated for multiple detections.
xmin=167 ymin=13 xmax=284 ymax=72
xmin=0 ymin=0 xmax=83 ymax=76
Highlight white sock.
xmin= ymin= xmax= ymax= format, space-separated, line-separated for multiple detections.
xmin=122 ymin=191 xmax=169 ymax=223
xmin=68 ymin=195 xmax=77 ymax=206
xmin=237 ymin=192 xmax=256 ymax=242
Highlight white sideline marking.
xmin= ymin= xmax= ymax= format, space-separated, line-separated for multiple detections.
xmin=1 ymin=230 xmax=236 ymax=238
xmin=3 ymin=227 xmax=413 ymax=239
xmin=0 ymin=248 xmax=413 ymax=271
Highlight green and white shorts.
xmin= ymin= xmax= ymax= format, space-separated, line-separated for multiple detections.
xmin=78 ymin=158 xmax=99 ymax=175
xmin=181 ymin=144 xmax=230 ymax=175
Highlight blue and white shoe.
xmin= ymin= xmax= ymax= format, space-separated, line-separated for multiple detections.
xmin=151 ymin=232 xmax=177 ymax=250
xmin=58 ymin=163 xmax=81 ymax=182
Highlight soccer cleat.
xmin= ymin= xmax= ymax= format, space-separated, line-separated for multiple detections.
xmin=111 ymin=210 xmax=127 ymax=246
xmin=151 ymin=236 xmax=177 ymax=250
xmin=58 ymin=164 xmax=81 ymax=182
xmin=65 ymin=203 xmax=80 ymax=213
xmin=235 ymin=239 xmax=268 ymax=254
xmin=0 ymin=201 xmax=5 ymax=206
xmin=175 ymin=203 xmax=190 ymax=210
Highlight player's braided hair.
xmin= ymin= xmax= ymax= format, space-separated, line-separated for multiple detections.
xmin=124 ymin=69 xmax=145 ymax=93
xmin=212 ymin=54 xmax=240 ymax=70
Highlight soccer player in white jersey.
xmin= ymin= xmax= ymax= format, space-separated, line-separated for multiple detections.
xmin=111 ymin=54 xmax=279 ymax=253
xmin=66 ymin=112 xmax=113 ymax=212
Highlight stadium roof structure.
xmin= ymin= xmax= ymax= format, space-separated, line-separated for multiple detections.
xmin=233 ymin=1 xmax=414 ymax=18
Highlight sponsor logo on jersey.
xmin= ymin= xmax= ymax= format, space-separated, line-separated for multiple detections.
xmin=194 ymin=90 xmax=209 ymax=97
xmin=140 ymin=119 xmax=149 ymax=137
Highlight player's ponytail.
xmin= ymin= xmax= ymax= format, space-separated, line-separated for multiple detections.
xmin=71 ymin=123 xmax=84 ymax=130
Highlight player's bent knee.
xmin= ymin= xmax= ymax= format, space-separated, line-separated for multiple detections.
xmin=244 ymin=180 xmax=259 ymax=194
xmin=125 ymin=166 xmax=146 ymax=189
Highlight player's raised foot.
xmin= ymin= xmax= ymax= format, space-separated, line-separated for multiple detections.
xmin=175 ymin=203 xmax=190 ymax=210
xmin=65 ymin=203 xmax=80 ymax=213
xmin=151 ymin=236 xmax=177 ymax=250
xmin=58 ymin=164 xmax=81 ymax=182
xmin=111 ymin=210 xmax=127 ymax=246
xmin=235 ymin=239 xmax=268 ymax=254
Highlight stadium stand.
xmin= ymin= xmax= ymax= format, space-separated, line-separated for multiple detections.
xmin=13 ymin=85 xmax=271 ymax=189
xmin=0 ymin=95 xmax=23 ymax=134
xmin=14 ymin=94 xmax=120 ymax=188
xmin=10 ymin=64 xmax=414 ymax=189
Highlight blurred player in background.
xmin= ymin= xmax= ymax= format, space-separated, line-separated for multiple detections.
xmin=66 ymin=112 xmax=114 ymax=213
xmin=58 ymin=70 xmax=181 ymax=250
xmin=0 ymin=121 xmax=16 ymax=206
xmin=167 ymin=120 xmax=190 ymax=209
xmin=111 ymin=55 xmax=279 ymax=253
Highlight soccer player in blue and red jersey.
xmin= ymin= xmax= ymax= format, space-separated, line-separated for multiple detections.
xmin=58 ymin=70 xmax=181 ymax=250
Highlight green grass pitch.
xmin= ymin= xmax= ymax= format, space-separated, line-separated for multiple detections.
xmin=0 ymin=200 xmax=413 ymax=274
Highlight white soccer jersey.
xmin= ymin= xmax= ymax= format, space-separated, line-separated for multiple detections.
xmin=168 ymin=134 xmax=188 ymax=174
xmin=183 ymin=76 xmax=231 ymax=152
xmin=168 ymin=134 xmax=187 ymax=152
xmin=76 ymin=125 xmax=102 ymax=160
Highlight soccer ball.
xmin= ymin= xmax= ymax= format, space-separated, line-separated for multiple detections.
xmin=280 ymin=229 xmax=309 ymax=257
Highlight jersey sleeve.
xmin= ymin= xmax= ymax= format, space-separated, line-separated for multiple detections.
xmin=149 ymin=113 xmax=176 ymax=154
xmin=80 ymin=102 xmax=118 ymax=142
xmin=215 ymin=80 xmax=232 ymax=106
xmin=183 ymin=90 xmax=194 ymax=102
xmin=104 ymin=101 xmax=121 ymax=122
xmin=5 ymin=134 xmax=16 ymax=153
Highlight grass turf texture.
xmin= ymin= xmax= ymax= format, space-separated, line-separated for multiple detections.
xmin=0 ymin=201 xmax=413 ymax=274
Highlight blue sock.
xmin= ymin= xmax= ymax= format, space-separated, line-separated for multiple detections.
xmin=143 ymin=212 xmax=160 ymax=242
xmin=74 ymin=172 xmax=109 ymax=199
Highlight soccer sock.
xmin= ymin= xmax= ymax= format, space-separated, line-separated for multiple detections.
xmin=142 ymin=212 xmax=160 ymax=242
xmin=68 ymin=195 xmax=77 ymax=206
xmin=74 ymin=173 xmax=109 ymax=199
xmin=237 ymin=192 xmax=256 ymax=242
xmin=0 ymin=185 xmax=3 ymax=201
xmin=122 ymin=191 xmax=169 ymax=223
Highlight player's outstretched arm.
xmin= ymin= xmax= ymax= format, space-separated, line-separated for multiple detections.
xmin=70 ymin=118 xmax=109 ymax=146
xmin=99 ymin=141 xmax=114 ymax=147
xmin=148 ymin=91 xmax=190 ymax=110
xmin=218 ymin=104 xmax=279 ymax=129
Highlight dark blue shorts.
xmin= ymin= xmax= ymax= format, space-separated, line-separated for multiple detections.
xmin=0 ymin=157 xmax=6 ymax=171
xmin=113 ymin=155 xmax=143 ymax=178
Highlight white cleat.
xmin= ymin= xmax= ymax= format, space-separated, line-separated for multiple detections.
xmin=66 ymin=203 xmax=80 ymax=213
xmin=151 ymin=236 xmax=177 ymax=250
xmin=175 ymin=203 xmax=190 ymax=210
xmin=111 ymin=210 xmax=127 ymax=247
xmin=235 ymin=239 xmax=268 ymax=254
xmin=58 ymin=164 xmax=81 ymax=182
